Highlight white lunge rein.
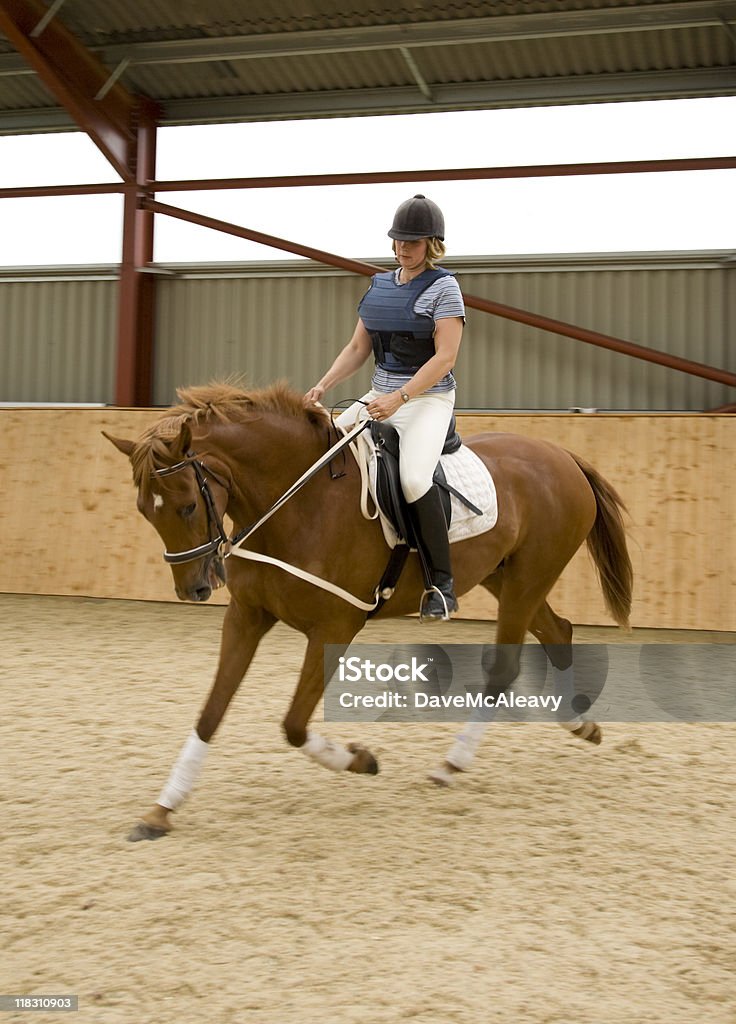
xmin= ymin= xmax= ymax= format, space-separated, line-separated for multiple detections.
xmin=227 ymin=416 xmax=382 ymax=611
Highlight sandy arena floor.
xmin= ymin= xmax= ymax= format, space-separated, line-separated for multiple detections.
xmin=2 ymin=594 xmax=735 ymax=1024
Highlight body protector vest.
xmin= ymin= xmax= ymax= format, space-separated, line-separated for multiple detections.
xmin=358 ymin=267 xmax=453 ymax=371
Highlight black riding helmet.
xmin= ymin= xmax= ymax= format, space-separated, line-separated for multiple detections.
xmin=388 ymin=194 xmax=445 ymax=241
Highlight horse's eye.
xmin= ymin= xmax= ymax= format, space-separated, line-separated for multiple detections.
xmin=179 ymin=503 xmax=197 ymax=519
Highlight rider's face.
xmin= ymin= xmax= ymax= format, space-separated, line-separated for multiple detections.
xmin=394 ymin=237 xmax=429 ymax=276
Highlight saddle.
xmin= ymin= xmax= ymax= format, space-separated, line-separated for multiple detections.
xmin=370 ymin=418 xmax=462 ymax=543
xmin=367 ymin=418 xmax=483 ymax=616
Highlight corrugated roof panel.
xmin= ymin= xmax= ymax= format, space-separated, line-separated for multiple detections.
xmin=126 ymin=47 xmax=416 ymax=99
xmin=55 ymin=0 xmax=701 ymax=45
xmin=0 ymin=75 xmax=55 ymax=110
xmin=2 ymin=3 xmax=733 ymax=45
xmin=126 ymin=62 xmax=249 ymax=101
xmin=116 ymin=26 xmax=736 ymax=105
xmin=1 ymin=1 xmax=734 ymax=128
xmin=234 ymin=46 xmax=415 ymax=93
xmin=422 ymin=28 xmax=734 ymax=86
xmin=50 ymin=0 xmax=481 ymax=42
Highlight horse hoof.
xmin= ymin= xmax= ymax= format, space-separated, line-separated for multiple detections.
xmin=347 ymin=743 xmax=379 ymax=775
xmin=571 ymin=722 xmax=603 ymax=745
xmin=127 ymin=821 xmax=170 ymax=842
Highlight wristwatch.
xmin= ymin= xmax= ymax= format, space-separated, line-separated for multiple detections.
xmin=400 ymin=389 xmax=410 ymax=403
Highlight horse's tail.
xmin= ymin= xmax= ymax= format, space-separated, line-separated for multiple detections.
xmin=569 ymin=452 xmax=633 ymax=629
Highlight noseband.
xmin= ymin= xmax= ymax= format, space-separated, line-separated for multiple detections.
xmin=153 ymin=455 xmax=230 ymax=566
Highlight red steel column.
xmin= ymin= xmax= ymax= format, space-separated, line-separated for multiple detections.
xmin=116 ymin=106 xmax=157 ymax=407
xmin=0 ymin=0 xmax=160 ymax=406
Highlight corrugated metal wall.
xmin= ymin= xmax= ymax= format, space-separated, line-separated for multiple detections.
xmin=153 ymin=265 xmax=374 ymax=407
xmin=153 ymin=252 xmax=734 ymax=410
xmin=1 ymin=253 xmax=732 ymax=409
xmin=0 ymin=270 xmax=117 ymax=403
xmin=455 ymin=257 xmax=734 ymax=411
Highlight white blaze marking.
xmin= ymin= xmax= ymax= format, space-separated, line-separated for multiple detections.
xmin=153 ymin=493 xmax=164 ymax=511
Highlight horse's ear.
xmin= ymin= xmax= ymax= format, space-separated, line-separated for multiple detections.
xmin=102 ymin=431 xmax=135 ymax=457
xmin=171 ymin=419 xmax=193 ymax=459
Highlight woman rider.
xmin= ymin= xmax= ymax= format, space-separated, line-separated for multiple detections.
xmin=305 ymin=194 xmax=465 ymax=620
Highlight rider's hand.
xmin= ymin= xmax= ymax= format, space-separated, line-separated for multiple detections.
xmin=304 ymin=385 xmax=326 ymax=406
xmin=366 ymin=390 xmax=404 ymax=422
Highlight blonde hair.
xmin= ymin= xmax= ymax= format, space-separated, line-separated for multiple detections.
xmin=425 ymin=236 xmax=446 ymax=267
xmin=392 ymin=236 xmax=447 ymax=269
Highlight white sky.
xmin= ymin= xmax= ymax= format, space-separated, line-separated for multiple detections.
xmin=0 ymin=96 xmax=734 ymax=265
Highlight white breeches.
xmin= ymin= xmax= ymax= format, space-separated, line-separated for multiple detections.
xmin=338 ymin=389 xmax=456 ymax=503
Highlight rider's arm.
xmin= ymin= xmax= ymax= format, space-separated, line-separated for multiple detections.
xmin=400 ymin=315 xmax=463 ymax=400
xmin=305 ymin=320 xmax=373 ymax=403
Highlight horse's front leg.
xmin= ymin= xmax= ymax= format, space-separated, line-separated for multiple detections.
xmin=283 ymin=632 xmax=379 ymax=776
xmin=128 ymin=601 xmax=275 ymax=841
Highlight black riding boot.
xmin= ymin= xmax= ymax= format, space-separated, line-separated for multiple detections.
xmin=409 ymin=486 xmax=459 ymax=621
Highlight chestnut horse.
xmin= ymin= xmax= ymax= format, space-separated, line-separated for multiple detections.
xmin=105 ymin=381 xmax=632 ymax=840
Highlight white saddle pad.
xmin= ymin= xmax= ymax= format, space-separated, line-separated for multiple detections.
xmin=355 ymin=433 xmax=498 ymax=549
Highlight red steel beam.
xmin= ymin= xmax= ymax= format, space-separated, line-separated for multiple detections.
xmin=0 ymin=183 xmax=126 ymax=198
xmin=2 ymin=155 xmax=734 ymax=201
xmin=147 ymin=155 xmax=736 ymax=192
xmin=0 ymin=0 xmax=138 ymax=180
xmin=144 ymin=199 xmax=736 ymax=390
xmin=144 ymin=198 xmax=384 ymax=275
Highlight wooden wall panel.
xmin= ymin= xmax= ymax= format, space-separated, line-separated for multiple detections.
xmin=0 ymin=410 xmax=732 ymax=630
xmin=0 ymin=409 xmax=230 ymax=607
xmin=455 ymin=414 xmax=734 ymax=631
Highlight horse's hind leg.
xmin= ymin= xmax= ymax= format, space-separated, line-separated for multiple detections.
xmin=528 ymin=601 xmax=602 ymax=745
xmin=430 ymin=554 xmax=601 ymax=785
xmin=475 ymin=576 xmax=601 ymax=743
xmin=429 ymin=565 xmax=540 ymax=785
xmin=283 ymin=624 xmax=379 ymax=776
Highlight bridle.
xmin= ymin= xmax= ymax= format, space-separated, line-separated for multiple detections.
xmin=150 ymin=416 xmax=372 ymax=579
xmin=147 ymin=416 xmax=386 ymax=611
xmin=153 ymin=454 xmax=231 ymax=566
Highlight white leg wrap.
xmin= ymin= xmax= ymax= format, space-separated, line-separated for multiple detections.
xmin=301 ymin=732 xmax=354 ymax=772
xmin=157 ymin=728 xmax=210 ymax=810
xmin=558 ymin=718 xmax=586 ymax=732
xmin=551 ymin=665 xmax=586 ymax=731
xmin=446 ymin=719 xmax=491 ymax=771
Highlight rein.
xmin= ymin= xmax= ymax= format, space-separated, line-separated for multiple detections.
xmin=229 ymin=417 xmax=369 ymax=551
xmin=152 ymin=418 xmax=379 ymax=610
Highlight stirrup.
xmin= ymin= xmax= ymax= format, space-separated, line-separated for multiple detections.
xmin=419 ymin=585 xmax=457 ymax=622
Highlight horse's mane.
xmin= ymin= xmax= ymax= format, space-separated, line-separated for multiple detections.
xmin=131 ymin=380 xmax=328 ymax=492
